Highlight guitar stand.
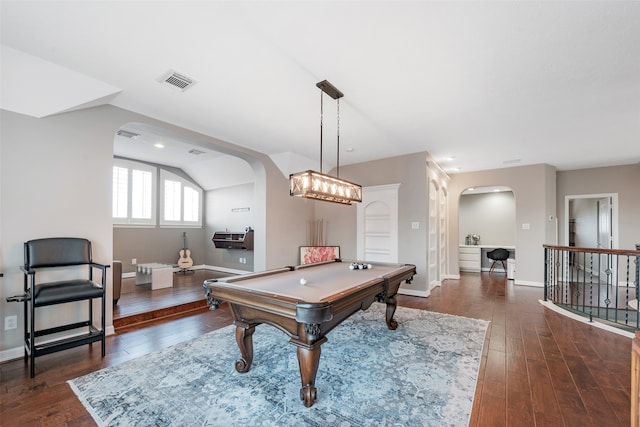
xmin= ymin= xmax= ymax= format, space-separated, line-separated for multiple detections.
xmin=175 ymin=268 xmax=195 ymax=275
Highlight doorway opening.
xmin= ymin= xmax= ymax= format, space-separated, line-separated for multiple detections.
xmin=565 ymin=193 xmax=618 ymax=249
xmin=112 ymin=122 xmax=256 ymax=326
xmin=458 ymin=186 xmax=516 ymax=274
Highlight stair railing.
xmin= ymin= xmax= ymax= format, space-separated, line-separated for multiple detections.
xmin=544 ymin=244 xmax=640 ymax=331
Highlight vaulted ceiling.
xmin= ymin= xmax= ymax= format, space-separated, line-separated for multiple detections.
xmin=2 ymin=1 xmax=639 ymax=190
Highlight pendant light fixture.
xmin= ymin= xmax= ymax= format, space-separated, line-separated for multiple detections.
xmin=289 ymin=80 xmax=362 ymax=205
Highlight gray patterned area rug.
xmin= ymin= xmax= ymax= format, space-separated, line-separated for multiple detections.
xmin=69 ymin=305 xmax=489 ymax=426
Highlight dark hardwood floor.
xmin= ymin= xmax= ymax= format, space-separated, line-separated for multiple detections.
xmin=0 ymin=272 xmax=632 ymax=426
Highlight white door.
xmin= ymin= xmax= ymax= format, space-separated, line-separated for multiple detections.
xmin=597 ymin=197 xmax=612 ymax=250
xmin=597 ymin=197 xmax=614 ymax=284
xmin=357 ymin=184 xmax=399 ymax=263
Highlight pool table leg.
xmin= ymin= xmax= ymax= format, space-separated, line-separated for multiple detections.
xmin=385 ymin=295 xmax=399 ymax=330
xmin=295 ymin=337 xmax=327 ymax=407
xmin=234 ymin=321 xmax=256 ymax=373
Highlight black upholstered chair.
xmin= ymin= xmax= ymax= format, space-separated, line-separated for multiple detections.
xmin=487 ymin=248 xmax=510 ymax=274
xmin=10 ymin=237 xmax=108 ymax=377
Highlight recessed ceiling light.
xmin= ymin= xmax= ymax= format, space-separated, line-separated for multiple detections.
xmin=154 ymin=143 xmax=165 ymax=149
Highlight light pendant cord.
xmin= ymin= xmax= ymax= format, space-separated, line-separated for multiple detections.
xmin=319 ymin=90 xmax=323 ymax=174
xmin=336 ymin=98 xmax=340 ymax=178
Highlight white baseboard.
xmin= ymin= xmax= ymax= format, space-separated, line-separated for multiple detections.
xmin=514 ymin=280 xmax=544 ymax=287
xmin=539 ymin=299 xmax=634 ymax=338
xmin=0 ymin=326 xmax=115 ymax=363
xmin=123 ymin=264 xmax=249 ymax=279
xmin=398 ymin=288 xmax=430 ymax=298
xmin=0 ymin=346 xmax=24 ymax=363
xmin=200 ymin=265 xmax=249 ymax=275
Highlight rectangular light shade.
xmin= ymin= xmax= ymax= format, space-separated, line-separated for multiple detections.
xmin=290 ymin=170 xmax=362 ymax=205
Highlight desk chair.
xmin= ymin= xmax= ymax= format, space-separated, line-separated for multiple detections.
xmin=487 ymin=248 xmax=509 ymax=274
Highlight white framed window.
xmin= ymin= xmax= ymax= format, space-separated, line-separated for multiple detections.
xmin=112 ymin=159 xmax=157 ymax=226
xmin=160 ymin=170 xmax=202 ymax=227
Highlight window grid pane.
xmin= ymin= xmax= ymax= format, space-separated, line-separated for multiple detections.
xmin=183 ymin=187 xmax=199 ymax=222
xmin=112 ymin=166 xmax=128 ymax=218
xmin=164 ymin=180 xmax=182 ymax=221
xmin=131 ymin=170 xmax=153 ymax=219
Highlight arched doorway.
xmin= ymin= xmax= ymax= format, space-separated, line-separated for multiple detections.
xmin=458 ymin=186 xmax=516 ymax=274
xmin=112 ymin=122 xmax=256 ymax=321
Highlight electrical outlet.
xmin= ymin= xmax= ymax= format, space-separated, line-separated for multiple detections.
xmin=5 ymin=315 xmax=17 ymax=330
xmin=132 ymin=258 xmax=137 ymax=265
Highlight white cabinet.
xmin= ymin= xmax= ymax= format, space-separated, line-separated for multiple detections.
xmin=459 ymin=246 xmax=481 ymax=272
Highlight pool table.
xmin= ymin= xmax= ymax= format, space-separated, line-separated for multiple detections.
xmin=203 ymin=259 xmax=416 ymax=407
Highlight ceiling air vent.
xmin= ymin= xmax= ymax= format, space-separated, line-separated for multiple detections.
xmin=160 ymin=70 xmax=196 ymax=91
xmin=116 ymin=130 xmax=140 ymax=139
xmin=188 ymin=149 xmax=206 ymax=155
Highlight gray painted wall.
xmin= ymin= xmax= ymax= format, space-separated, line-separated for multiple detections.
xmin=557 ymin=164 xmax=640 ymax=251
xmin=570 ymin=198 xmax=599 ymax=248
xmin=459 ymin=191 xmax=516 ymax=246
xmin=0 ymin=105 xmax=313 ymax=355
xmin=1 ymin=107 xmax=116 ymax=353
xmin=3 ymin=102 xmax=636 ymax=356
xmin=205 ymin=183 xmax=255 ymax=272
xmin=449 ymin=164 xmax=557 ymax=286
xmin=114 ymin=227 xmax=208 ymax=274
xmin=314 ymin=152 xmax=430 ymax=294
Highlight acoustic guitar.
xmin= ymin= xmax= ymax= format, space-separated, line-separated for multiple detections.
xmin=178 ymin=232 xmax=194 ymax=269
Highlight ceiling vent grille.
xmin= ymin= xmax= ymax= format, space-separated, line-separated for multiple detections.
xmin=116 ymin=129 xmax=140 ymax=139
xmin=160 ymin=70 xmax=196 ymax=91
xmin=188 ymin=149 xmax=206 ymax=155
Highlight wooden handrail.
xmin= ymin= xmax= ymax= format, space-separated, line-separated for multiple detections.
xmin=543 ymin=244 xmax=640 ymax=257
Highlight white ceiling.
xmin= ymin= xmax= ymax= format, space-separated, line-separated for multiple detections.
xmin=2 ymin=1 xmax=639 ymax=190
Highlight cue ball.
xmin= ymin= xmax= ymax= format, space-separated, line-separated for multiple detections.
xmin=299 ymin=278 xmax=307 ymax=285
